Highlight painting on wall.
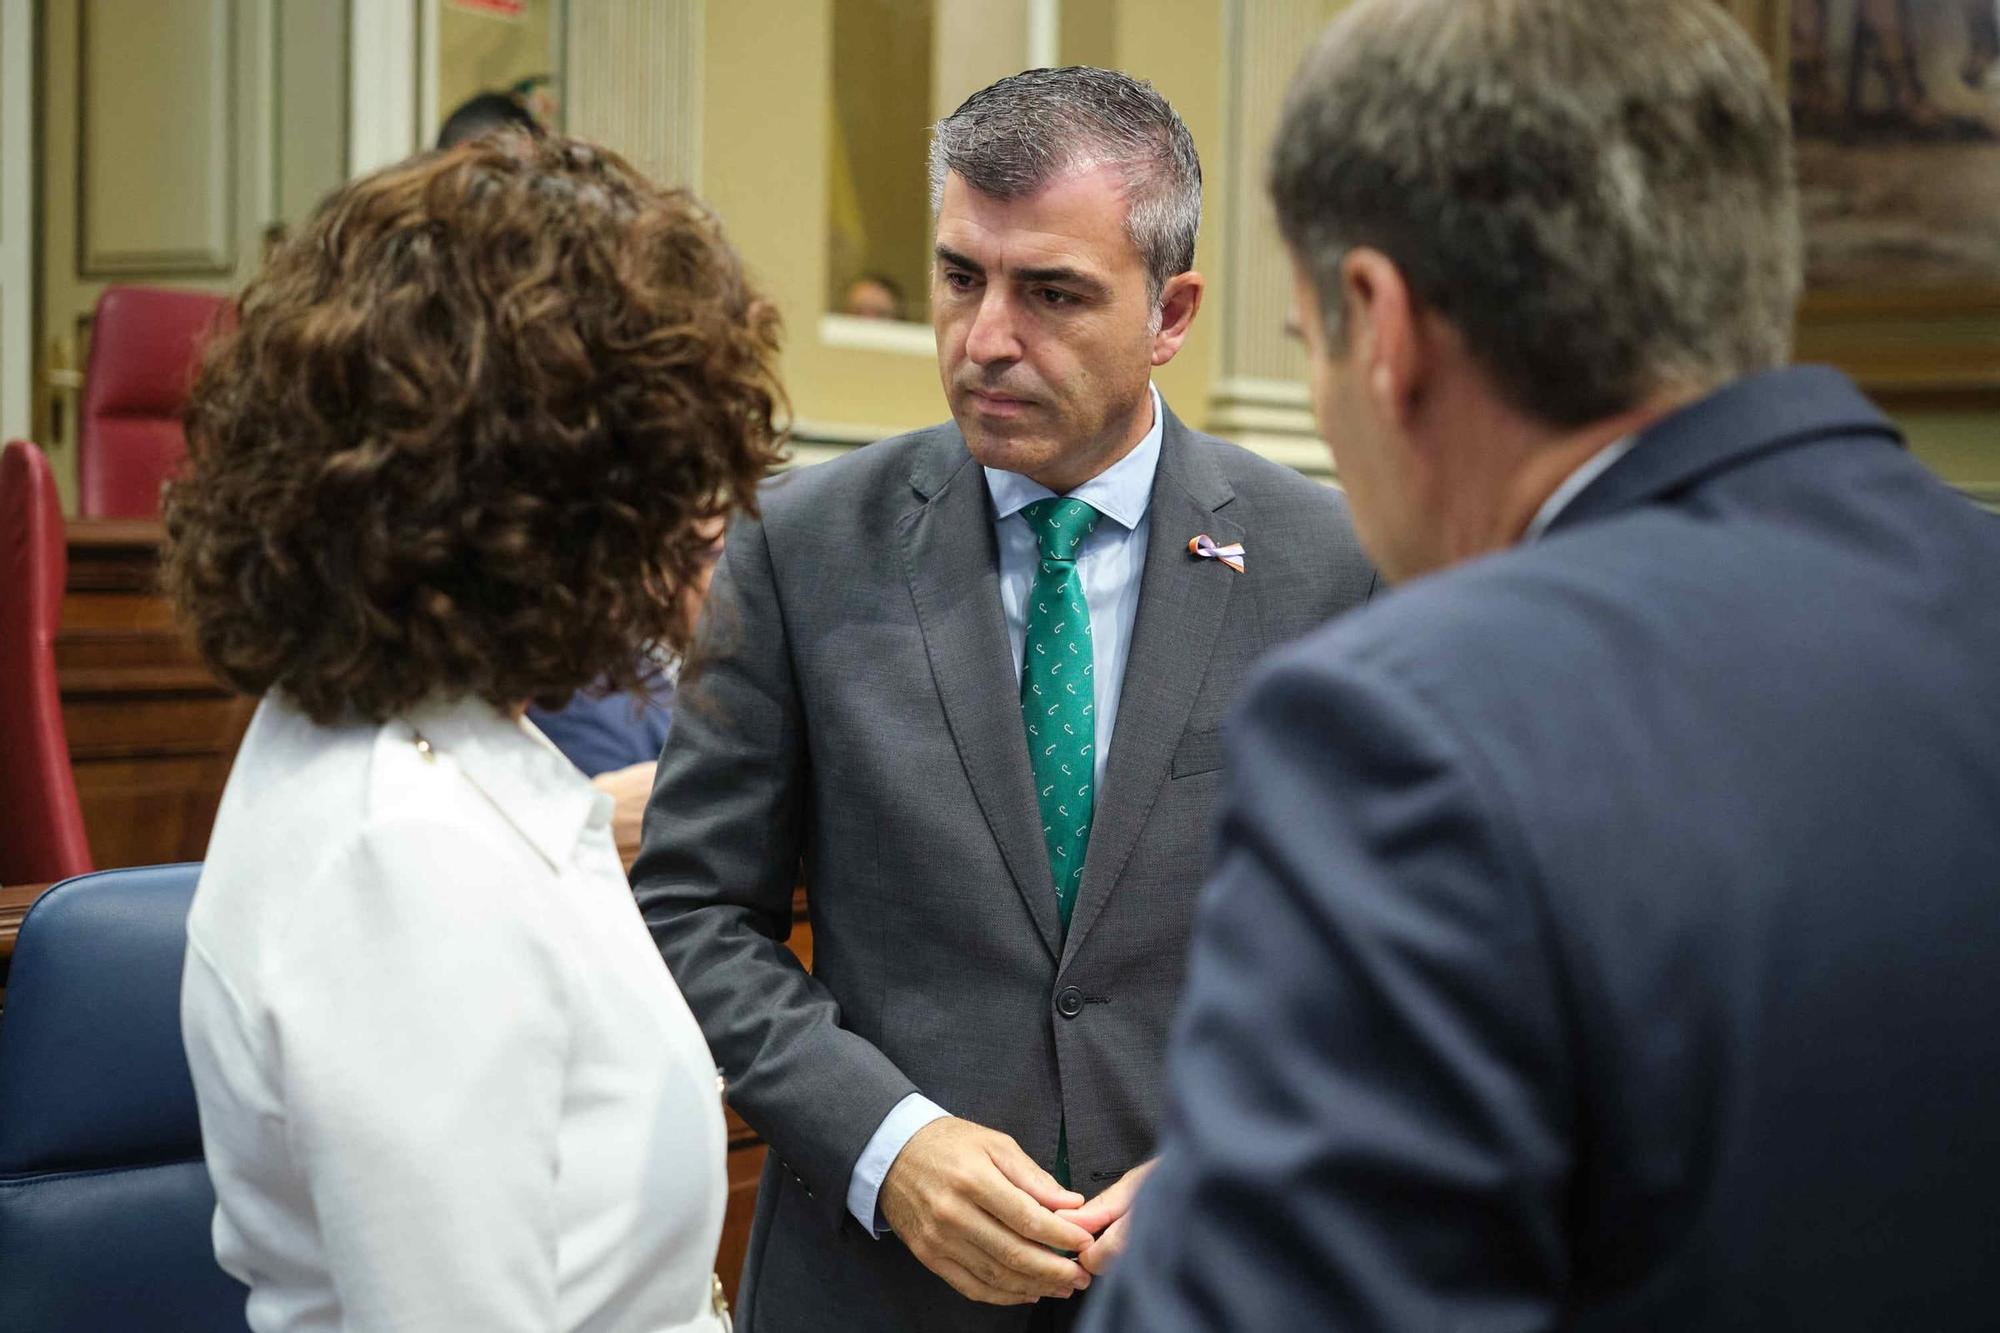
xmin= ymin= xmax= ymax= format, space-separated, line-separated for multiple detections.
xmin=1790 ymin=0 xmax=2000 ymax=291
xmin=1746 ymin=0 xmax=2000 ymax=397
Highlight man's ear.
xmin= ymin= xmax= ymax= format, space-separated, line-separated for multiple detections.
xmin=1149 ymin=271 xmax=1205 ymax=367
xmin=1339 ymin=248 xmax=1424 ymax=433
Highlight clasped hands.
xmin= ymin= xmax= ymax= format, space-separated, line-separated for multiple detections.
xmin=878 ymin=1116 xmax=1156 ymax=1307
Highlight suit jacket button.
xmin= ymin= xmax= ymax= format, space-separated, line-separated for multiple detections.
xmin=1056 ymin=986 xmax=1084 ymax=1019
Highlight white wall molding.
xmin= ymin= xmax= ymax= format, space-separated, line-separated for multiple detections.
xmin=784 ymin=417 xmax=902 ymax=469
xmin=817 ymin=312 xmax=936 ymax=359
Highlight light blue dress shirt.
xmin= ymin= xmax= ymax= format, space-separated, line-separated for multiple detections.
xmin=1525 ymin=434 xmax=1635 ymax=539
xmin=844 ymin=385 xmax=1166 ymax=1235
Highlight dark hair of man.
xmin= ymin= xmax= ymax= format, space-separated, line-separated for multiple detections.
xmin=929 ymin=65 xmax=1202 ymax=302
xmin=1269 ymin=0 xmax=1802 ymax=427
xmin=164 ymin=135 xmax=785 ymax=725
xmin=436 ymin=90 xmax=543 ymax=150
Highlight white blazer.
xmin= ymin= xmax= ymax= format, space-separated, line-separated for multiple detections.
xmin=182 ymin=694 xmax=729 ymax=1332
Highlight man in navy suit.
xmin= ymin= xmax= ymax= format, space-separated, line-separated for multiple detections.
xmin=1083 ymin=1 xmax=2000 ymax=1327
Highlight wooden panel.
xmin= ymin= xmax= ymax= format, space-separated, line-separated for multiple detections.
xmin=64 ymin=693 xmax=254 ymax=760
xmin=719 ymin=1141 xmax=767 ymax=1304
xmin=0 ymin=882 xmax=52 ymax=999
xmin=72 ymin=752 xmax=243 ymax=865
xmin=0 ymin=882 xmax=48 ymax=946
xmin=59 ymin=589 xmax=179 ymax=632
xmin=79 ymin=0 xmax=236 ymax=275
xmin=55 ymin=519 xmax=251 ymax=869
xmin=714 ymin=886 xmax=812 ymax=1300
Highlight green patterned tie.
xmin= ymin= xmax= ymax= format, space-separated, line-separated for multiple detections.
xmin=1020 ymin=497 xmax=1102 ymax=930
xmin=1020 ymin=497 xmax=1101 ymax=1193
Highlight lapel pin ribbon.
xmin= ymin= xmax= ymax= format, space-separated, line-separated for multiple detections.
xmin=1187 ymin=533 xmax=1246 ymax=573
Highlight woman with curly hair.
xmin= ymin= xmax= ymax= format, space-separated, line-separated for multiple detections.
xmin=166 ymin=133 xmax=783 ymax=1332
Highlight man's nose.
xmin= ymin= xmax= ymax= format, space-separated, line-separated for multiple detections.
xmin=964 ymin=288 xmax=1023 ymax=366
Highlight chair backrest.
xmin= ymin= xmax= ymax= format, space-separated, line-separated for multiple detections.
xmin=0 ymin=863 xmax=249 ymax=1329
xmin=0 ymin=440 xmax=93 ymax=884
xmin=77 ymin=284 xmax=231 ymax=518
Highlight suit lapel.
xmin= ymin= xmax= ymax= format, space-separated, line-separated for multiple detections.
xmin=898 ymin=431 xmax=1063 ymax=959
xmin=1062 ymin=410 xmax=1238 ymax=969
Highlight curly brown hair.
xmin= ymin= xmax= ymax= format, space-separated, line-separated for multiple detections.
xmin=164 ymin=134 xmax=785 ymax=725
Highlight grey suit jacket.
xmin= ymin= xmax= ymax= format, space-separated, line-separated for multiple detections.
xmin=633 ymin=403 xmax=1373 ymax=1332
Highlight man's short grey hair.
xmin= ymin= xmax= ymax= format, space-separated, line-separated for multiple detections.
xmin=1270 ymin=0 xmax=1801 ymax=427
xmin=929 ymin=66 xmax=1202 ymax=302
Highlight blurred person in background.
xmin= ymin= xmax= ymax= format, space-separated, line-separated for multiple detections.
xmin=843 ymin=272 xmax=909 ymax=320
xmin=436 ymin=88 xmax=544 ymax=150
xmin=529 ymin=514 xmax=727 ymax=860
xmin=166 ymin=134 xmax=783 ymax=1332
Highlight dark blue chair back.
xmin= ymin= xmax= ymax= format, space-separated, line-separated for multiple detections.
xmin=0 ymin=863 xmax=250 ymax=1329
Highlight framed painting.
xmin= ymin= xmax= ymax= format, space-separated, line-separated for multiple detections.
xmin=1732 ymin=0 xmax=2000 ymax=403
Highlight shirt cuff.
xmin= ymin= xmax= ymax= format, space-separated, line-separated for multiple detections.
xmin=846 ymin=1092 xmax=950 ymax=1237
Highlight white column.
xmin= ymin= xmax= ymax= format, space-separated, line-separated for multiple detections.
xmin=1206 ymin=0 xmax=1335 ymax=478
xmin=565 ymin=0 xmax=704 ymax=190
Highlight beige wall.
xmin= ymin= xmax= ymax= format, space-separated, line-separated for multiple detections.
xmin=702 ymin=0 xmax=1230 ymax=444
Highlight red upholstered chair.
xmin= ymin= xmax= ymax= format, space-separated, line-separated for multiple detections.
xmin=77 ymin=285 xmax=231 ymax=519
xmin=0 ymin=441 xmax=93 ymax=884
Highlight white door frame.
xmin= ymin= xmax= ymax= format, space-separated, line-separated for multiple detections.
xmin=1 ymin=0 xmax=34 ymax=443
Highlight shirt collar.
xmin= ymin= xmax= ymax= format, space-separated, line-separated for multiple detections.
xmin=395 ymin=694 xmax=610 ymax=871
xmin=1525 ymin=434 xmax=1637 ymax=540
xmin=984 ymin=383 xmax=1164 ymax=531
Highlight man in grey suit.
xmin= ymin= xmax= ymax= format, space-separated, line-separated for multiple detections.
xmin=633 ymin=67 xmax=1372 ymax=1332
xmin=1086 ymin=2 xmax=2000 ymax=1329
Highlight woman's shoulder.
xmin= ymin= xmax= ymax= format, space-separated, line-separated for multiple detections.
xmin=190 ymin=696 xmax=577 ymax=977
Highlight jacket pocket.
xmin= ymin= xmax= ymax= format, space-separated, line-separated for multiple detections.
xmin=1170 ymin=727 xmax=1225 ymax=779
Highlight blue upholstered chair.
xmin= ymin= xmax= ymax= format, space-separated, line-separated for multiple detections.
xmin=0 ymin=862 xmax=249 ymax=1330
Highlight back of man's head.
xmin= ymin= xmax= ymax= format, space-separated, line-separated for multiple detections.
xmin=930 ymin=66 xmax=1202 ymax=302
xmin=437 ymin=91 xmax=543 ymax=151
xmin=1270 ymin=0 xmax=1800 ymax=428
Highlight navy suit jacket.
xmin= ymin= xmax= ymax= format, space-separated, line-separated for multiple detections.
xmin=525 ymin=675 xmax=673 ymax=777
xmin=1085 ymin=367 xmax=2000 ymax=1331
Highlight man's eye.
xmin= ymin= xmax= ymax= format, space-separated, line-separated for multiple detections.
xmin=943 ymin=271 xmax=976 ymax=291
xmin=1037 ymin=288 xmax=1075 ymax=307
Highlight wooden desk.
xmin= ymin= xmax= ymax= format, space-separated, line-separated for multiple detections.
xmin=0 ymin=882 xmax=47 ymax=950
xmin=716 ymin=889 xmax=813 ymax=1299
xmin=0 ymin=882 xmax=52 ymax=998
xmin=58 ymin=519 xmax=254 ymax=870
